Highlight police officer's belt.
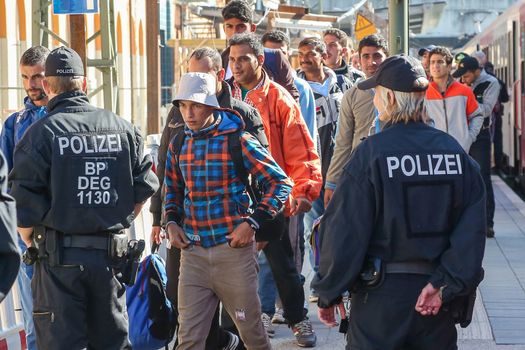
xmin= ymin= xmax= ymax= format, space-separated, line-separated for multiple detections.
xmin=385 ymin=261 xmax=436 ymax=275
xmin=62 ymin=234 xmax=109 ymax=250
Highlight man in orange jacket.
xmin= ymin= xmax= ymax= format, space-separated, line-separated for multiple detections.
xmin=228 ymin=32 xmax=322 ymax=347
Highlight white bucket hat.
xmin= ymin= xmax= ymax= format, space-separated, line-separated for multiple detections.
xmin=173 ymin=72 xmax=220 ymax=108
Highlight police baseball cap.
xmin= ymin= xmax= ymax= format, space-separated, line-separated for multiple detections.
xmin=45 ymin=46 xmax=85 ymax=77
xmin=418 ymin=45 xmax=436 ymax=56
xmin=452 ymin=56 xmax=479 ymax=78
xmin=173 ymin=72 xmax=220 ymax=108
xmin=357 ymin=55 xmax=429 ymax=93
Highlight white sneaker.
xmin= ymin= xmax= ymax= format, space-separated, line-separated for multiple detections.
xmin=261 ymin=312 xmax=275 ymax=338
xmin=272 ymin=307 xmax=286 ymax=324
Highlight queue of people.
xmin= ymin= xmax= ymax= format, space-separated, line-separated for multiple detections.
xmin=0 ymin=0 xmax=508 ymax=349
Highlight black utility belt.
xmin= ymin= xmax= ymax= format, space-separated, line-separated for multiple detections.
xmin=62 ymin=232 xmax=128 ymax=258
xmin=35 ymin=229 xmax=129 ymax=266
xmin=357 ymin=258 xmax=437 ymax=290
xmin=385 ymin=261 xmax=437 ymax=275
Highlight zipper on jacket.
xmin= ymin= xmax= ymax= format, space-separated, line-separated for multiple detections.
xmin=441 ymin=92 xmax=449 ymax=133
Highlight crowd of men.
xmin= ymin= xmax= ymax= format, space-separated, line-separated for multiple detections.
xmin=0 ymin=0 xmax=509 ymax=349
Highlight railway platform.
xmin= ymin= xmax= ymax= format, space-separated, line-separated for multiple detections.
xmin=3 ymin=175 xmax=525 ymax=349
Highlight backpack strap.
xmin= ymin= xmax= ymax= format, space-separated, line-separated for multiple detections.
xmin=228 ymin=131 xmax=258 ymax=207
xmin=170 ymin=129 xmax=187 ymax=182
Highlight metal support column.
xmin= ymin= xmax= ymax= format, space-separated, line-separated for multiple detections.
xmin=32 ymin=0 xmax=48 ymax=47
xmin=94 ymin=0 xmax=118 ymax=112
xmin=70 ymin=15 xmax=87 ymax=72
xmin=388 ymin=0 xmax=409 ymax=55
xmin=146 ymin=0 xmax=160 ymax=134
xmin=31 ymin=0 xmax=118 ymax=113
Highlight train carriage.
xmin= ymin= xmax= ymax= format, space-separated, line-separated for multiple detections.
xmin=460 ymin=0 xmax=525 ymax=189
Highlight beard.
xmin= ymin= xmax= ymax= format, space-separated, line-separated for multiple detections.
xmin=26 ymin=88 xmax=46 ymax=102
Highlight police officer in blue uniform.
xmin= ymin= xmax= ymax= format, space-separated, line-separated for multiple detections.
xmin=0 ymin=151 xmax=18 ymax=303
xmin=312 ymin=55 xmax=486 ymax=349
xmin=9 ymin=47 xmax=159 ymax=350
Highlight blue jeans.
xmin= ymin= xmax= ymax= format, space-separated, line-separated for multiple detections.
xmin=17 ymin=237 xmax=37 ymax=350
xmin=257 ymin=252 xmax=277 ymax=315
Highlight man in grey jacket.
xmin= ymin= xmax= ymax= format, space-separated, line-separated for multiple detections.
xmin=323 ymin=34 xmax=388 ymax=206
xmin=453 ymin=56 xmax=500 ymax=238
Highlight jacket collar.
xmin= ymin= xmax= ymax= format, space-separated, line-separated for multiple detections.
xmin=332 ymin=59 xmax=349 ymax=76
xmin=47 ymin=91 xmax=90 ymax=113
xmin=217 ymin=81 xmax=234 ymax=109
xmin=23 ymin=96 xmax=43 ymax=111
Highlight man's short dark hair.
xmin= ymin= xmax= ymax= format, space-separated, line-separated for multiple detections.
xmin=190 ymin=47 xmax=222 ymax=73
xmin=261 ymin=30 xmax=290 ymax=47
xmin=20 ymin=46 xmax=50 ymax=66
xmin=229 ymin=33 xmax=264 ymax=57
xmin=222 ymin=0 xmax=253 ymax=24
xmin=323 ymin=28 xmax=347 ymax=43
xmin=298 ymin=37 xmax=326 ymax=54
xmin=429 ymin=46 xmax=453 ymax=66
xmin=358 ymin=34 xmax=389 ymax=56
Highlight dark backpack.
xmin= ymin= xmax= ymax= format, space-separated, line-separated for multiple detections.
xmin=126 ymin=244 xmax=176 ymax=349
xmin=498 ymin=79 xmax=509 ymax=104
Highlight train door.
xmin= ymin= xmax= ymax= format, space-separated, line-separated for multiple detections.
xmin=511 ymin=6 xmax=525 ymax=177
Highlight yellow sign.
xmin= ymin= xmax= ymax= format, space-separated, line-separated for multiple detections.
xmin=355 ymin=14 xmax=377 ymax=41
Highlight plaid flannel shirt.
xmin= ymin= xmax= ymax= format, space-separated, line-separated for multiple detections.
xmin=164 ymin=109 xmax=292 ymax=248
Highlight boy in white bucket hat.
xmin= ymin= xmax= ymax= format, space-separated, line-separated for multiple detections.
xmin=165 ymin=72 xmax=292 ymax=350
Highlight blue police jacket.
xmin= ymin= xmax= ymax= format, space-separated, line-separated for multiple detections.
xmin=312 ymin=121 xmax=486 ymax=306
xmin=0 ymin=96 xmax=47 ymax=171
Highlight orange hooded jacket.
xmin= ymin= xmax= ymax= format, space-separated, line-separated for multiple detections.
xmin=233 ymin=73 xmax=322 ymax=214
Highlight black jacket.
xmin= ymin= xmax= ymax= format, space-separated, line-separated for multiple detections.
xmin=9 ymin=91 xmax=159 ymax=234
xmin=332 ymin=59 xmax=365 ymax=87
xmin=222 ymin=47 xmax=299 ymax=102
xmin=149 ymin=82 xmax=268 ymax=225
xmin=312 ymin=122 xmax=486 ymax=306
xmin=0 ymin=151 xmax=18 ymax=302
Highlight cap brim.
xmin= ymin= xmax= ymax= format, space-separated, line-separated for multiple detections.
xmin=418 ymin=48 xmax=427 ymax=56
xmin=357 ymin=75 xmax=378 ymax=91
xmin=452 ymin=67 xmax=467 ymax=78
xmin=173 ymin=92 xmax=219 ymax=108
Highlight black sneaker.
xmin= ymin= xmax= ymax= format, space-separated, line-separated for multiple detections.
xmin=487 ymin=227 xmax=495 ymax=238
xmin=292 ymin=318 xmax=317 ymax=347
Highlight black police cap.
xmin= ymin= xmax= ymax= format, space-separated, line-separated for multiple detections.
xmin=357 ymin=55 xmax=429 ymax=93
xmin=452 ymin=56 xmax=479 ymax=78
xmin=45 ymin=46 xmax=85 ymax=77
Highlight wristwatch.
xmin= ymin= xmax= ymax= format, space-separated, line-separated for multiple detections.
xmin=245 ymin=218 xmax=259 ymax=232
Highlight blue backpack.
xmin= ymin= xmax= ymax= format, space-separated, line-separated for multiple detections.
xmin=126 ymin=244 xmax=176 ymax=349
